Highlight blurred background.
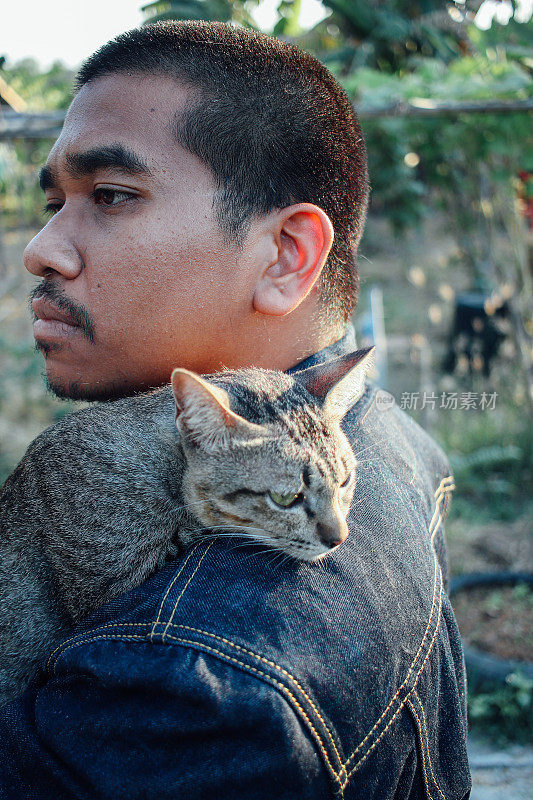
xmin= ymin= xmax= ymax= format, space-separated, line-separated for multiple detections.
xmin=1 ymin=0 xmax=532 ymax=790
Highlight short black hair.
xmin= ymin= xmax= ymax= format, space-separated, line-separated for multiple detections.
xmin=76 ymin=21 xmax=369 ymax=326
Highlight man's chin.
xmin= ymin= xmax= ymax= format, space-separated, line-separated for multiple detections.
xmin=44 ymin=373 xmax=141 ymax=403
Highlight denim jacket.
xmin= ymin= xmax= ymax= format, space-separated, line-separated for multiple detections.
xmin=0 ymin=330 xmax=471 ymax=800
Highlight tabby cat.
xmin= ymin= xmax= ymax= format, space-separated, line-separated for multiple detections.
xmin=0 ymin=347 xmax=373 ymax=704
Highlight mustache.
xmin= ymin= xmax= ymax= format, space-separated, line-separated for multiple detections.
xmin=29 ymin=282 xmax=95 ymax=343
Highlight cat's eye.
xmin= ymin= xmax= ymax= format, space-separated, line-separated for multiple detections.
xmin=267 ymin=490 xmax=302 ymax=508
xmin=341 ymin=472 xmax=354 ymax=489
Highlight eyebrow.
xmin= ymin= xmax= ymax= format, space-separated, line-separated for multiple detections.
xmin=39 ymin=144 xmax=153 ymax=191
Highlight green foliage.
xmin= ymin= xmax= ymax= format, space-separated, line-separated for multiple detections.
xmin=342 ymin=41 xmax=533 ymax=238
xmin=273 ymin=0 xmax=303 ymax=37
xmin=141 ymin=0 xmax=307 ymax=32
xmin=360 ymin=117 xmax=428 ymax=233
xmin=433 ymin=398 xmax=533 ymax=522
xmin=0 ymin=327 xmax=78 ymax=487
xmin=468 ymin=671 xmax=533 ymax=745
xmin=0 ymin=138 xmax=54 ymax=228
xmin=316 ymin=0 xmax=466 ymax=72
xmin=0 ymin=59 xmax=74 ymax=228
xmin=0 ymin=59 xmax=74 ymax=111
xmin=140 ymin=0 xmax=261 ymax=27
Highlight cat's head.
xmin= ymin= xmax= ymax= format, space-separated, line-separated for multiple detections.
xmin=171 ymin=348 xmax=374 ymax=561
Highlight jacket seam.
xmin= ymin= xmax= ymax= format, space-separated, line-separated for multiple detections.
xmin=153 ymin=621 xmax=346 ymax=779
xmin=440 ymin=482 xmax=454 ymax=525
xmin=46 ymin=478 xmax=450 ymax=792
xmin=407 ymin=690 xmax=447 ymax=800
xmin=341 ymin=549 xmax=443 ymax=789
xmin=46 ymin=616 xmax=347 ymax=782
xmin=149 ymin=537 xmax=345 ymax=780
xmin=150 ymin=542 xmax=205 ymax=640
xmin=161 ymin=542 xmax=215 ymax=638
xmin=163 ymin=631 xmax=345 ymax=796
xmin=150 ymin=538 xmax=346 ymax=779
xmin=341 ymin=577 xmax=443 ymax=788
xmin=343 ymin=551 xmax=440 ymax=769
xmin=47 ymin=628 xmax=344 ymax=797
xmin=434 ymin=476 xmax=454 ymax=500
xmin=49 ymin=560 xmax=441 ymax=792
xmin=46 ymin=625 xmax=152 ymax=671
xmin=406 ymin=696 xmax=434 ymax=800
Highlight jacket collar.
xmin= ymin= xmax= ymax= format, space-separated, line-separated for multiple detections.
xmin=287 ymin=326 xmax=357 ymax=374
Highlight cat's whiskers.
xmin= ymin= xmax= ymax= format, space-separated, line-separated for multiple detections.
xmin=270 ymin=551 xmax=297 ymax=571
xmin=205 ymin=537 xmax=274 ymax=556
xmin=200 ymin=532 xmax=276 ymax=551
xmin=186 ymin=524 xmax=280 ymax=554
xmin=186 ymin=523 xmax=268 ymax=535
xmin=242 ymin=547 xmax=284 ymax=563
xmin=354 ymin=455 xmax=382 ymax=467
xmin=350 ymin=496 xmax=367 ymax=508
xmin=354 ymin=461 xmax=382 ymax=474
xmin=353 ymin=437 xmax=389 ymax=460
xmin=170 ymin=498 xmax=213 ymax=514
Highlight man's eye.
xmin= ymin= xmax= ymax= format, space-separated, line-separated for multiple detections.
xmin=92 ymin=188 xmax=135 ymax=206
xmin=43 ymin=202 xmax=62 ymax=217
xmin=42 ymin=189 xmax=135 ymax=217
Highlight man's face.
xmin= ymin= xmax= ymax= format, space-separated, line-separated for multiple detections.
xmin=24 ymin=73 xmax=258 ymax=400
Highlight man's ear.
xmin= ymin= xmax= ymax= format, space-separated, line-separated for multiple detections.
xmin=252 ymin=203 xmax=334 ymax=317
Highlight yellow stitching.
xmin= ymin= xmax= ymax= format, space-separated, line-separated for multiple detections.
xmin=342 ymin=583 xmax=443 ymax=787
xmin=162 ymin=542 xmax=215 ymax=639
xmin=50 ymin=629 xmax=343 ymax=789
xmin=48 ymin=540 xmax=209 ymax=668
xmin=50 ymin=633 xmax=149 ymax=670
xmin=46 ymin=622 xmax=150 ymax=671
xmin=412 ymin=690 xmax=446 ymax=800
xmin=157 ymin=621 xmax=345 ymax=777
xmin=162 ymin=631 xmax=344 ymax=787
xmin=49 ymin=632 xmax=149 ymax=672
xmin=47 ymin=479 xmax=450 ymax=784
xmin=45 ymin=616 xmax=345 ymax=777
xmin=429 ymin=482 xmax=454 ymax=539
xmin=342 ymin=554 xmax=441 ymax=772
xmin=343 ymin=701 xmax=406 ymax=788
xmin=406 ymin=696 xmax=434 ymax=800
xmin=433 ymin=478 xmax=445 ymax=500
xmin=430 ymin=487 xmax=454 ymax=544
xmin=151 ymin=543 xmax=203 ymax=639
xmin=346 ymin=578 xmax=443 ymax=777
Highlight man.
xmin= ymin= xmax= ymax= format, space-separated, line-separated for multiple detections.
xmin=0 ymin=21 xmax=471 ymax=799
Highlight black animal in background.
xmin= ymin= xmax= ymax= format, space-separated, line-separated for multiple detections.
xmin=443 ymin=292 xmax=509 ymax=378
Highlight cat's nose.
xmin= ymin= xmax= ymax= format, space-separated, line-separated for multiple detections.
xmin=317 ymin=519 xmax=348 ymax=549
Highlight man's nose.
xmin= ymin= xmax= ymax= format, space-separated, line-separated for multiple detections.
xmin=23 ymin=217 xmax=83 ymax=280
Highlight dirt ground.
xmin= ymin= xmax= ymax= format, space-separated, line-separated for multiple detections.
xmin=447 ymin=514 xmax=533 ymax=576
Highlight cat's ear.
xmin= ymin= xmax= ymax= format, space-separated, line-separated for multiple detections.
xmin=171 ymin=369 xmax=263 ymax=451
xmin=296 ymin=347 xmax=375 ymax=420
